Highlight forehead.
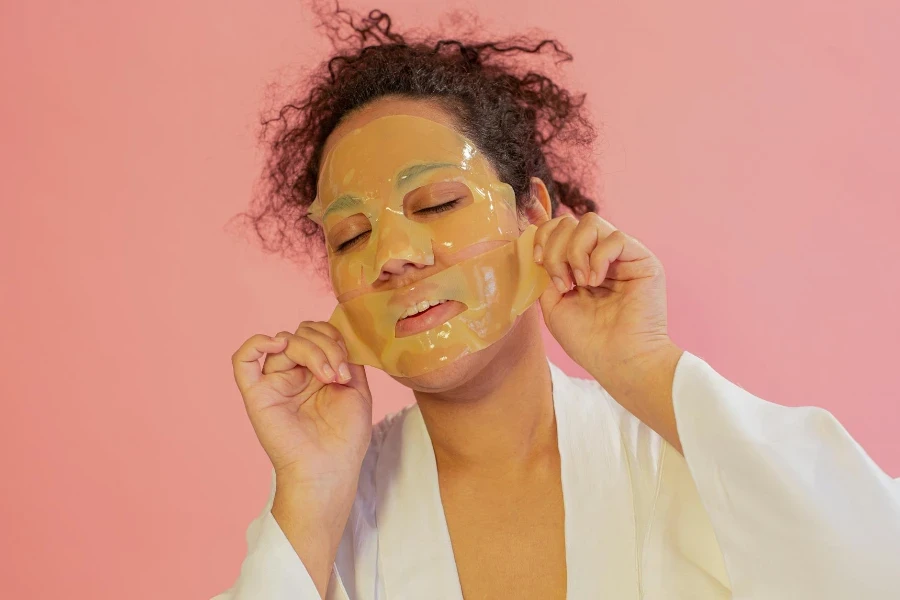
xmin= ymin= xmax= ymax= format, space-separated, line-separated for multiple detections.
xmin=321 ymin=96 xmax=460 ymax=156
xmin=319 ymin=115 xmax=484 ymax=200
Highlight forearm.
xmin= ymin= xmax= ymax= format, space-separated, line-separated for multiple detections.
xmin=588 ymin=342 xmax=685 ymax=454
xmin=270 ymin=477 xmax=357 ymax=598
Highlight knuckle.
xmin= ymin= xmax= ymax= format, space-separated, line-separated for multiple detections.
xmin=576 ymin=214 xmax=597 ymax=229
xmin=319 ymin=323 xmax=341 ymax=339
xmin=545 ymin=261 xmax=567 ymax=277
xmin=567 ymin=249 xmax=587 ymax=267
xmin=307 ymin=340 xmax=327 ymax=359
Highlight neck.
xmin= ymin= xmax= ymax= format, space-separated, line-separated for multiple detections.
xmin=413 ymin=308 xmax=556 ymax=473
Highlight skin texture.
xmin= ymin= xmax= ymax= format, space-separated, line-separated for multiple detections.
xmin=231 ymin=96 xmax=684 ymax=598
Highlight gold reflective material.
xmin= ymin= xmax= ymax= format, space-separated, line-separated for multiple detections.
xmin=309 ymin=115 xmax=520 ymax=292
xmin=312 ymin=115 xmax=548 ymax=377
xmin=329 ymin=225 xmax=549 ymax=377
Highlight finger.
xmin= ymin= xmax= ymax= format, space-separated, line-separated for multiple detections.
xmin=588 ymin=230 xmax=632 ymax=285
xmin=567 ymin=214 xmax=603 ymax=287
xmin=231 ymin=334 xmax=289 ymax=392
xmin=538 ymin=274 xmax=565 ymax=321
xmin=541 ymin=215 xmax=578 ymax=293
xmin=297 ymin=324 xmax=351 ymax=383
xmin=299 ymin=321 xmax=348 ymax=353
xmin=303 ymin=324 xmax=368 ymax=398
xmin=270 ymin=333 xmax=336 ymax=384
xmin=532 ymin=216 xmax=568 ymax=264
xmin=297 ymin=320 xmax=341 ymax=339
xmin=593 ymin=217 xmax=650 ymax=262
xmin=605 ymin=258 xmax=662 ymax=281
xmin=589 ymin=213 xmax=618 ymax=238
xmin=302 ymin=321 xmax=353 ymax=380
xmin=260 ymin=330 xmax=301 ymax=375
xmin=342 ymin=362 xmax=372 ymax=404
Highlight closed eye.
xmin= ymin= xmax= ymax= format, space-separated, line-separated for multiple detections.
xmin=414 ymin=198 xmax=463 ymax=215
xmin=335 ymin=231 xmax=370 ymax=252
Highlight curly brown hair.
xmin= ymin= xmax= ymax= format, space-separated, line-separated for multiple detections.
xmin=236 ymin=4 xmax=598 ymax=270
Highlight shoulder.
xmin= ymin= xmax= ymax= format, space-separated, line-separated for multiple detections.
xmin=353 ymin=403 xmax=417 ymax=499
xmin=370 ymin=403 xmax=418 ymax=456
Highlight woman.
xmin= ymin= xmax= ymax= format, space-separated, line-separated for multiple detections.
xmin=217 ymin=9 xmax=900 ymax=600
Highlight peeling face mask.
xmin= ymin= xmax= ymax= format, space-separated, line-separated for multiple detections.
xmin=309 ymin=115 xmax=549 ymax=378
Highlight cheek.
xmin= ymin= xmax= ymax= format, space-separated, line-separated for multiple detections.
xmin=425 ymin=184 xmax=520 ymax=254
xmin=329 ymin=254 xmax=366 ymax=302
xmin=435 ymin=238 xmax=510 ymax=267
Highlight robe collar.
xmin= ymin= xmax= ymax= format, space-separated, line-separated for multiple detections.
xmin=374 ymin=360 xmax=640 ymax=599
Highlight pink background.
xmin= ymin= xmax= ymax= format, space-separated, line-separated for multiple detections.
xmin=2 ymin=0 xmax=899 ymax=597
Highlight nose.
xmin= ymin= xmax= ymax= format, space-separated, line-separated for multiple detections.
xmin=377 ymin=256 xmax=434 ymax=281
xmin=364 ymin=211 xmax=435 ymax=284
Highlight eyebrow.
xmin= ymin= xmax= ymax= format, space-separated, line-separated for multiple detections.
xmin=396 ymin=162 xmax=458 ymax=188
xmin=322 ymin=163 xmax=460 ymax=218
xmin=322 ymin=194 xmax=364 ymax=219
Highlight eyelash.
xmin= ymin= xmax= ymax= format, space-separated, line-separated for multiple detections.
xmin=415 ymin=197 xmax=462 ymax=215
xmin=336 ymin=231 xmax=369 ymax=253
xmin=334 ymin=198 xmax=463 ymax=253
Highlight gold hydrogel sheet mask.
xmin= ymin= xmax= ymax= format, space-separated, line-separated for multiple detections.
xmin=308 ymin=115 xmax=521 ymax=294
xmin=327 ymin=225 xmax=550 ymax=378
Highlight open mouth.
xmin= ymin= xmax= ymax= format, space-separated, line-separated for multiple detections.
xmin=395 ymin=299 xmax=468 ymax=338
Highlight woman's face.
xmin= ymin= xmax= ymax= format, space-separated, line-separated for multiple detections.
xmin=317 ymin=97 xmax=546 ymax=392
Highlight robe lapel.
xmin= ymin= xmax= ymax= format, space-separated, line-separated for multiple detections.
xmin=374 ymin=363 xmax=640 ymax=600
xmin=550 ymin=362 xmax=641 ymax=599
xmin=375 ymin=405 xmax=465 ymax=600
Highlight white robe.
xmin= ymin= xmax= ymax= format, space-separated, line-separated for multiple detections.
xmin=214 ymin=352 xmax=900 ymax=599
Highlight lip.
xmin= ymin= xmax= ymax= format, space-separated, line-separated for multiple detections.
xmin=395 ymin=299 xmax=467 ymax=338
xmin=387 ymin=280 xmax=442 ymax=311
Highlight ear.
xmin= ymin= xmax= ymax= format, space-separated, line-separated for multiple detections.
xmin=524 ymin=177 xmax=552 ymax=226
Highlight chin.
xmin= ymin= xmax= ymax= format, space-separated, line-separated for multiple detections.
xmin=390 ymin=340 xmax=505 ymax=393
xmin=388 ymin=307 xmax=539 ymax=394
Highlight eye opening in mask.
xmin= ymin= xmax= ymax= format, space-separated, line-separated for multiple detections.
xmin=403 ymin=180 xmax=474 ymax=219
xmin=328 ymin=212 xmax=372 ymax=253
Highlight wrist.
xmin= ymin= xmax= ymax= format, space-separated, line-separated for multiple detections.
xmin=272 ymin=470 xmax=358 ymax=531
xmin=271 ymin=478 xmax=357 ymax=598
xmin=589 ymin=340 xmax=685 ymax=452
xmin=590 ymin=339 xmax=682 ymax=393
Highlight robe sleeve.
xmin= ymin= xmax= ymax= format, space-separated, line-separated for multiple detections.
xmin=211 ymin=470 xmax=351 ymax=600
xmin=671 ymin=351 xmax=900 ymax=598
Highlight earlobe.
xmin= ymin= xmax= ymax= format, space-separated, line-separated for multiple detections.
xmin=526 ymin=177 xmax=552 ymax=226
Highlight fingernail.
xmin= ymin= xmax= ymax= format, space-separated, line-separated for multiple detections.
xmin=322 ymin=364 xmax=335 ymax=380
xmin=533 ymin=245 xmax=543 ymax=263
xmin=338 ymin=363 xmax=351 ymax=382
xmin=589 ymin=271 xmax=600 ymax=286
xmin=573 ymin=269 xmax=585 ymax=287
xmin=552 ymin=276 xmax=568 ymax=293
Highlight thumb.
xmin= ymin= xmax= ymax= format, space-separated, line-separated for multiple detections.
xmin=339 ymin=362 xmax=372 ymax=405
xmin=538 ymin=284 xmax=564 ymax=325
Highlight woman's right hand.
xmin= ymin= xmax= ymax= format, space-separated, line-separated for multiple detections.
xmin=232 ymin=321 xmax=372 ymax=594
xmin=231 ymin=320 xmax=372 ymax=496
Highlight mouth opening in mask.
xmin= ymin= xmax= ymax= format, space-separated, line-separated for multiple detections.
xmin=395 ymin=299 xmax=468 ymax=339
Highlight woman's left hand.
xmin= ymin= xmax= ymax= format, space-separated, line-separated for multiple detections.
xmin=534 ymin=213 xmax=684 ymax=442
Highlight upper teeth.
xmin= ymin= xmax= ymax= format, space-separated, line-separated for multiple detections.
xmin=400 ymin=299 xmax=447 ymax=319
